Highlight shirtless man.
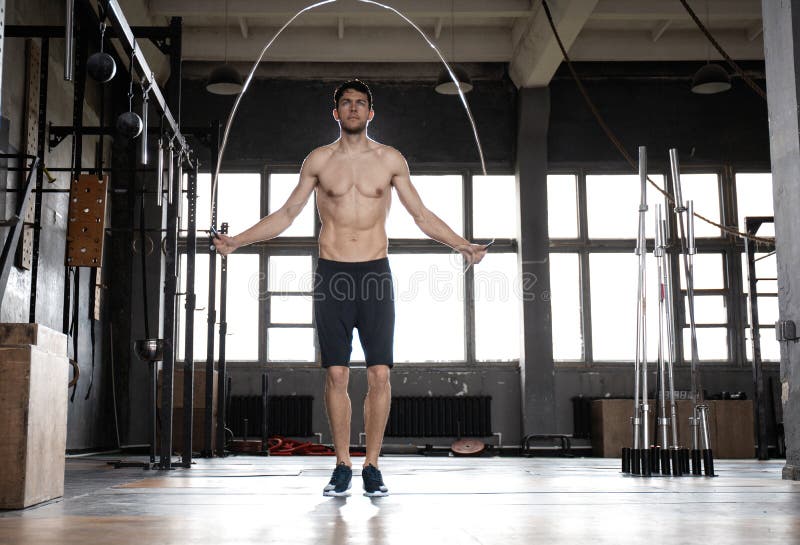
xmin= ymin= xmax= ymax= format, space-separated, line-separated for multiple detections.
xmin=213 ymin=80 xmax=489 ymax=497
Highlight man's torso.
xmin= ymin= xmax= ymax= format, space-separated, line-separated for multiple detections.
xmin=313 ymin=141 xmax=395 ymax=262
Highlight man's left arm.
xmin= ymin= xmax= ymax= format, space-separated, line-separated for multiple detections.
xmin=390 ymin=150 xmax=488 ymax=266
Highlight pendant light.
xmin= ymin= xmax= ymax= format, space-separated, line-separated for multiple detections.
xmin=435 ymin=0 xmax=472 ymax=95
xmin=206 ymin=0 xmax=244 ymax=95
xmin=690 ymin=1 xmax=730 ymax=95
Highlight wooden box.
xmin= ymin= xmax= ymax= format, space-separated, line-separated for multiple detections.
xmin=0 ymin=324 xmax=69 ymax=509
xmin=157 ymin=368 xmax=218 ymax=452
xmin=591 ymin=398 xmax=755 ymax=459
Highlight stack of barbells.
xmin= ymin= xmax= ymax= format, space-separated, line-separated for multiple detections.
xmin=620 ymin=147 xmax=715 ymax=478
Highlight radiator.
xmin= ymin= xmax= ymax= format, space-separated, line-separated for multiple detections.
xmin=386 ymin=396 xmax=492 ymax=437
xmin=229 ymin=395 xmax=313 ymax=438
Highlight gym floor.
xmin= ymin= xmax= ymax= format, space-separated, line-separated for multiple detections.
xmin=0 ymin=456 xmax=797 ymax=544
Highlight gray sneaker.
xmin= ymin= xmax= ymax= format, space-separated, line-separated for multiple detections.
xmin=362 ymin=464 xmax=389 ymax=497
xmin=323 ymin=462 xmax=352 ymax=496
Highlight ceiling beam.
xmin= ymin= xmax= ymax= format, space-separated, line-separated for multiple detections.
xmin=590 ymin=0 xmax=762 ymax=22
xmin=569 ymin=29 xmax=764 ymax=61
xmin=509 ymin=0 xmax=599 ymax=88
xmin=148 ymin=0 xmax=535 ymax=19
xmin=746 ymin=22 xmax=763 ymax=42
xmin=181 ymin=26 xmax=511 ymax=62
xmin=651 ymin=20 xmax=670 ymax=43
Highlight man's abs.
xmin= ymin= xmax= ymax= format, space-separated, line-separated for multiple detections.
xmin=318 ymin=223 xmax=388 ymax=262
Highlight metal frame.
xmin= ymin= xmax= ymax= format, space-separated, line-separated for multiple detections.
xmin=744 ymin=216 xmax=776 ymax=461
xmin=103 ymin=0 xmax=194 ymax=166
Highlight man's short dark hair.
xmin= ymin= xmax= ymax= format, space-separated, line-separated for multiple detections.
xmin=334 ymin=79 xmax=373 ymax=110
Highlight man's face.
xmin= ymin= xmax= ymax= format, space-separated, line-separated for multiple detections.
xmin=333 ymin=89 xmax=374 ymax=134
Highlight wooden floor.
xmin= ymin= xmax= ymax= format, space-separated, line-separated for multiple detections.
xmin=1 ymin=455 xmax=798 ymax=544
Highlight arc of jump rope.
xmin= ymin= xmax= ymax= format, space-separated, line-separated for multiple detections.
xmin=210 ymin=0 xmax=489 ymax=251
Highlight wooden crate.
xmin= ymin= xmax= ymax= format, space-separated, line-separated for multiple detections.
xmin=591 ymin=399 xmax=755 ymax=458
xmin=0 ymin=324 xmax=69 ymax=509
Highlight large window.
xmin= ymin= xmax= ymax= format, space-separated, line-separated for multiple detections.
xmin=586 ymin=174 xmax=665 ymax=239
xmin=181 ymin=173 xmax=261 ymax=234
xmin=392 ymin=254 xmax=465 ymax=362
xmin=266 ymin=255 xmax=315 ymax=362
xmin=178 ymin=170 xmax=520 ymax=365
xmin=473 ymin=175 xmax=520 ymax=361
xmin=548 ymin=253 xmax=582 ymax=360
xmin=548 ymin=169 xmax=766 ymax=366
xmin=269 ymin=173 xmax=315 ymax=237
xmin=737 ymin=172 xmax=779 ymax=362
xmin=387 ymin=175 xmax=463 ymax=238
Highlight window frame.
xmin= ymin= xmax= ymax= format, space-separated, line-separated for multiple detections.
xmin=547 ymin=163 xmax=769 ymax=368
xmin=177 ymin=164 xmax=521 ymax=368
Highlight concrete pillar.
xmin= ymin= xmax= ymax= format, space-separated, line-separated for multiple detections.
xmin=762 ymin=0 xmax=800 ymax=480
xmin=516 ymin=87 xmax=556 ymax=435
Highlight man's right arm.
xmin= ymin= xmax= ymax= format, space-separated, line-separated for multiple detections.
xmin=213 ymin=151 xmax=320 ymax=255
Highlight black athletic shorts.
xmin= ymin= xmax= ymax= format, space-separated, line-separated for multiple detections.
xmin=313 ymin=257 xmax=395 ymax=368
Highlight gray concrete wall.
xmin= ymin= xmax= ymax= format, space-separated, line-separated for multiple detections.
xmin=548 ymin=61 xmax=770 ymax=167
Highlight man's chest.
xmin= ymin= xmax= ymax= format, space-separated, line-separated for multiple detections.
xmin=317 ymin=157 xmax=393 ymax=199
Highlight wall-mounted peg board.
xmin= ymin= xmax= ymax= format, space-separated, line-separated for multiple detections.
xmin=66 ymin=175 xmax=108 ymax=267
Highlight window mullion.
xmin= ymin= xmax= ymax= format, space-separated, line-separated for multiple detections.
xmin=577 ymin=170 xmax=593 ymax=364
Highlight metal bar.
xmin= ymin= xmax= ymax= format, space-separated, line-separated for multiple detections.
xmin=654 ymin=205 xmax=669 ymax=453
xmin=686 ymin=200 xmax=701 ymax=423
xmin=29 ymin=37 xmax=49 ymax=323
xmin=576 ymin=170 xmax=593 ymax=362
xmin=661 ymin=216 xmax=681 ymax=454
xmin=49 ymin=125 xmax=229 ymax=137
xmin=216 ymin=222 xmax=229 ymax=457
xmin=156 ymin=137 xmax=164 ymax=206
xmin=159 ymin=151 xmax=180 ymax=470
xmin=64 ymin=0 xmax=74 ymax=80
xmin=168 ymin=17 xmax=183 ymax=127
xmin=63 ymin=22 xmax=88 ymax=335
xmin=261 ymin=372 xmax=269 ymax=454
xmin=103 ymin=1 xmax=193 ymax=165
xmin=0 ymin=158 xmax=40 ymax=307
xmin=203 ymin=121 xmax=220 ymax=457
xmin=745 ymin=217 xmax=769 ymax=460
xmin=6 ymin=24 xmax=172 ymax=39
xmin=463 ymin=170 xmax=475 ymax=364
xmin=635 ymin=146 xmax=650 ymax=474
xmin=0 ymin=0 xmax=6 ymax=108
xmin=182 ymin=168 xmax=197 ymax=468
xmin=669 ymin=149 xmax=702 ymax=454
xmin=149 ymin=360 xmax=157 ymax=464
xmin=141 ymin=86 xmax=149 ymax=165
xmin=167 ymin=141 xmax=174 ymax=205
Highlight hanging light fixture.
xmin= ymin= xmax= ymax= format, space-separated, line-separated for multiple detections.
xmin=691 ymin=63 xmax=731 ymax=94
xmin=690 ymin=1 xmax=730 ymax=95
xmin=435 ymin=0 xmax=472 ymax=95
xmin=206 ymin=0 xmax=244 ymax=95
